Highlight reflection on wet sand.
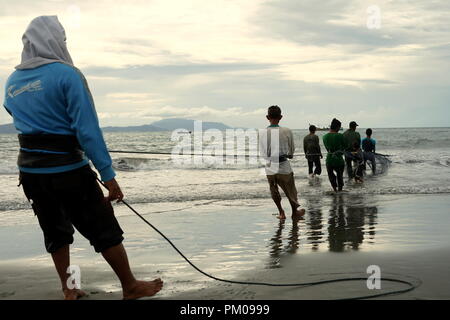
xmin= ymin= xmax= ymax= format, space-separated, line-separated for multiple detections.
xmin=267 ymin=220 xmax=285 ymax=268
xmin=306 ymin=205 xmax=323 ymax=252
xmin=267 ymin=194 xmax=378 ymax=267
xmin=267 ymin=218 xmax=302 ymax=268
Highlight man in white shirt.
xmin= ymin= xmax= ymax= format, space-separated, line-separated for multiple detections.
xmin=261 ymin=106 xmax=305 ymax=220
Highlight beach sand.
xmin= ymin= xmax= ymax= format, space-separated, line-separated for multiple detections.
xmin=1 ymin=194 xmax=450 ymax=300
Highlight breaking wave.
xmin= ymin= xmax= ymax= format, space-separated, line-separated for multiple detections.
xmin=2 ymin=182 xmax=450 ymax=213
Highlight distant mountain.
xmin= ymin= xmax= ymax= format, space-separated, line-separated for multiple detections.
xmin=102 ymin=124 xmax=166 ymax=132
xmin=0 ymin=123 xmax=15 ymax=134
xmin=151 ymin=118 xmax=232 ymax=131
xmin=0 ymin=118 xmax=232 ymax=134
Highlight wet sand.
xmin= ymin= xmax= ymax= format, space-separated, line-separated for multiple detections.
xmin=1 ymin=247 xmax=450 ymax=300
xmin=168 ymin=248 xmax=450 ymax=300
xmin=1 ymin=194 xmax=450 ymax=300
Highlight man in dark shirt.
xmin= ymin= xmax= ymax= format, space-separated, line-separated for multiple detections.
xmin=303 ymin=125 xmax=322 ymax=177
xmin=343 ymin=121 xmax=361 ymax=179
xmin=362 ymin=128 xmax=377 ymax=174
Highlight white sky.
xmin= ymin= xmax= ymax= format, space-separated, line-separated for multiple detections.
xmin=1 ymin=0 xmax=449 ymax=128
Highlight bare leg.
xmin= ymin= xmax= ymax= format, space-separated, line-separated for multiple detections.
xmin=51 ymin=245 xmax=86 ymax=300
xmin=101 ymin=243 xmax=163 ymax=300
xmin=273 ymin=198 xmax=286 ymax=219
xmin=277 ymin=174 xmax=303 ymax=219
xmin=267 ymin=176 xmax=286 ymax=219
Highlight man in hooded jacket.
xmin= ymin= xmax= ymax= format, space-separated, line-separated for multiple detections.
xmin=3 ymin=16 xmax=163 ymax=300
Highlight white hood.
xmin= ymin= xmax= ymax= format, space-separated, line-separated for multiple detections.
xmin=16 ymin=16 xmax=74 ymax=70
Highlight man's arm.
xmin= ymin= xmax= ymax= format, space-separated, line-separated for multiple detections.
xmin=259 ymin=129 xmax=270 ymax=160
xmin=341 ymin=135 xmax=347 ymax=152
xmin=63 ymin=68 xmax=122 ymax=201
xmin=3 ymin=77 xmax=13 ymax=116
xmin=315 ymin=135 xmax=323 ymax=158
xmin=288 ymin=129 xmax=295 ymax=158
xmin=342 ymin=131 xmax=350 ymax=150
xmin=322 ymin=135 xmax=329 ymax=152
xmin=303 ymin=136 xmax=307 ymax=156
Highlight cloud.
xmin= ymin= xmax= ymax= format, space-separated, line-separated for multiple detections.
xmin=105 ymin=92 xmax=166 ymax=105
xmin=254 ymin=0 xmax=405 ymax=48
xmin=0 ymin=0 xmax=449 ymax=128
xmin=83 ymin=62 xmax=275 ymax=79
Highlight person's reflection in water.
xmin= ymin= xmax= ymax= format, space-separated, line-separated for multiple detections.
xmin=327 ymin=194 xmax=378 ymax=252
xmin=343 ymin=205 xmax=365 ymax=250
xmin=327 ymin=193 xmax=347 ymax=252
xmin=267 ymin=220 xmax=285 ymax=268
xmin=305 ymin=206 xmax=323 ymax=252
xmin=285 ymin=217 xmax=301 ymax=254
xmin=267 ymin=218 xmax=303 ymax=268
xmin=347 ymin=195 xmax=378 ymax=247
xmin=307 ymin=175 xmax=322 ymax=188
xmin=364 ymin=206 xmax=378 ymax=243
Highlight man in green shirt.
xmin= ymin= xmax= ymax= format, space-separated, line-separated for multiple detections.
xmin=323 ymin=118 xmax=346 ymax=192
xmin=343 ymin=121 xmax=361 ymax=179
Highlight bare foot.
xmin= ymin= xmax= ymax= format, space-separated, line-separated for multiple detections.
xmin=275 ymin=208 xmax=286 ymax=219
xmin=123 ymin=279 xmax=164 ymax=300
xmin=292 ymin=208 xmax=305 ymax=219
xmin=63 ymin=288 xmax=87 ymax=300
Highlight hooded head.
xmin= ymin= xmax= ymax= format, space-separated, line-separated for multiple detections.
xmin=16 ymin=16 xmax=73 ymax=70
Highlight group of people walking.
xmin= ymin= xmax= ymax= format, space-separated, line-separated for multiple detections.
xmin=263 ymin=106 xmax=378 ymax=219
xmin=304 ymin=119 xmax=377 ymax=191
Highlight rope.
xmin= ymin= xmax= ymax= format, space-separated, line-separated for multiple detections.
xmin=108 ymin=150 xmax=392 ymax=157
xmin=97 ymin=178 xmax=418 ymax=299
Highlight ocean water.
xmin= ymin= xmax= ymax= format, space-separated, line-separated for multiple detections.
xmin=1 ymin=127 xmax=450 ymax=285
xmin=1 ymin=127 xmax=450 ymax=213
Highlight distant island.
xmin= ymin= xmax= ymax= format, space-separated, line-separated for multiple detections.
xmin=0 ymin=118 xmax=233 ymax=134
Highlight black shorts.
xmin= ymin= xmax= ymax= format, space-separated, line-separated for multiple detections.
xmin=19 ymin=165 xmax=124 ymax=253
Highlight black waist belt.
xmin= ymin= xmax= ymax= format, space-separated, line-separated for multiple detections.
xmin=18 ymin=134 xmax=85 ymax=168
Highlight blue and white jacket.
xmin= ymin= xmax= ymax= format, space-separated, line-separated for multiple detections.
xmin=3 ymin=62 xmax=115 ymax=182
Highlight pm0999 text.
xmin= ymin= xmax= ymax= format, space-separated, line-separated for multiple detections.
xmin=224 ymin=304 xmax=270 ymax=315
